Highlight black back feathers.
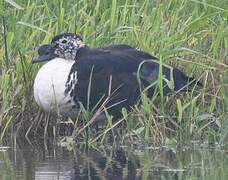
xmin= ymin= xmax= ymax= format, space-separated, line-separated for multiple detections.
xmin=67 ymin=45 xmax=201 ymax=117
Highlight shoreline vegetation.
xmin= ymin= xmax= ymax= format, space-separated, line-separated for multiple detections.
xmin=0 ymin=0 xmax=227 ymax=147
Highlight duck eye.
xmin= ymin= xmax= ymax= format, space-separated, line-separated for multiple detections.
xmin=61 ymin=39 xmax=67 ymax=44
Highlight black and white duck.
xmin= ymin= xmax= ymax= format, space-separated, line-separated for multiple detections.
xmin=33 ymin=33 xmax=201 ymax=118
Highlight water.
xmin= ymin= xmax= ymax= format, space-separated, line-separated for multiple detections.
xmin=0 ymin=141 xmax=228 ymax=180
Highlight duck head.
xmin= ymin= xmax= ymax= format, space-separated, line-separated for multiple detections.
xmin=33 ymin=33 xmax=84 ymax=63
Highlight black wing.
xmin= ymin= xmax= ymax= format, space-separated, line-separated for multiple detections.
xmin=101 ymin=44 xmax=135 ymax=51
xmin=69 ymin=47 xmax=199 ymax=117
xmin=71 ymin=47 xmax=152 ymax=116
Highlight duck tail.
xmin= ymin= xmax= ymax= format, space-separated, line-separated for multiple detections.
xmin=173 ymin=68 xmax=202 ymax=92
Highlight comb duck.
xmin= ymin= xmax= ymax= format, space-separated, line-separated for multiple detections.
xmin=33 ymin=33 xmax=200 ymax=118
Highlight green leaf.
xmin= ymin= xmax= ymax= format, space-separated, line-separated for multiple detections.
xmin=176 ymin=99 xmax=183 ymax=123
xmin=4 ymin=0 xmax=24 ymax=10
xmin=132 ymin=127 xmax=145 ymax=136
xmin=17 ymin=21 xmax=49 ymax=33
xmin=110 ymin=0 xmax=117 ymax=32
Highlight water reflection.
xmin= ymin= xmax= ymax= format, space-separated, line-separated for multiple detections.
xmin=0 ymin=141 xmax=228 ymax=180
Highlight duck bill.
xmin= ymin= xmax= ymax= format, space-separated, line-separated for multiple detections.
xmin=32 ymin=44 xmax=57 ymax=63
xmin=32 ymin=54 xmax=56 ymax=63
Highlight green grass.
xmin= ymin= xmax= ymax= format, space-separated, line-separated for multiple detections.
xmin=0 ymin=0 xmax=227 ymax=146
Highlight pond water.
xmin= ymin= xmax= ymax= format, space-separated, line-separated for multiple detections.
xmin=0 ymin=141 xmax=227 ymax=180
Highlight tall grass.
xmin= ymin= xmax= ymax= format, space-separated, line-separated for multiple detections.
xmin=0 ymin=0 xmax=227 ymax=146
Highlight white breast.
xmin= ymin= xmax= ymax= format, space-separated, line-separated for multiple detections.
xmin=34 ymin=58 xmax=78 ymax=118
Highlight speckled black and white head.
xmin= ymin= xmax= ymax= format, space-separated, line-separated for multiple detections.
xmin=33 ymin=33 xmax=84 ymax=63
xmin=51 ymin=33 xmax=84 ymax=60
